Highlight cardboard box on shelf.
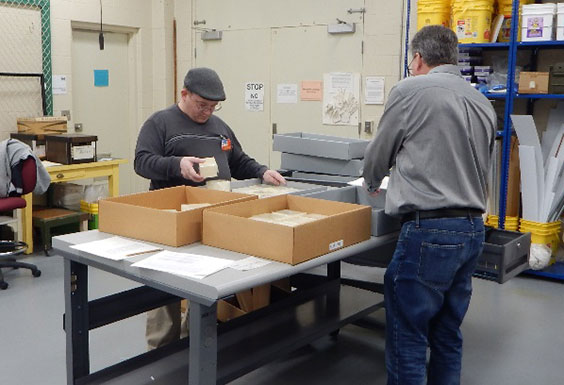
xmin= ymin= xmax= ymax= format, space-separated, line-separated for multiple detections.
xmin=99 ymin=186 xmax=256 ymax=247
xmin=17 ymin=116 xmax=67 ymax=135
xmin=203 ymin=194 xmax=371 ymax=265
xmin=518 ymin=72 xmax=549 ymax=94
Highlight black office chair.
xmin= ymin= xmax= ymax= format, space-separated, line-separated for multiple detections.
xmin=0 ymin=156 xmax=41 ymax=290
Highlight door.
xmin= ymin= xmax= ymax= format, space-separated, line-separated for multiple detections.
xmin=194 ymin=0 xmax=365 ymax=170
xmin=71 ymin=29 xmax=133 ymax=194
xmin=195 ymin=29 xmax=271 ymax=167
xmin=269 ymin=23 xmax=364 ymax=168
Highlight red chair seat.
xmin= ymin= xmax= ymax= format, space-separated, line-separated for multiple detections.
xmin=0 ymin=197 xmax=26 ymax=211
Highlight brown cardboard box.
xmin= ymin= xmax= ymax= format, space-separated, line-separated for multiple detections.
xmin=45 ymin=134 xmax=98 ymax=164
xmin=518 ymin=72 xmax=549 ymax=94
xmin=99 ymin=186 xmax=256 ymax=247
xmin=203 ymin=194 xmax=371 ymax=265
xmin=17 ymin=116 xmax=67 ymax=135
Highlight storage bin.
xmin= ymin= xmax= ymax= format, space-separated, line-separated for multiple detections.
xmin=273 ymin=132 xmax=368 ymax=160
xmin=280 ymin=153 xmax=364 ymax=177
xmin=485 ymin=215 xmax=519 ymax=231
xmin=417 ymin=1 xmax=451 ymax=30
xmin=452 ymin=0 xmax=495 ymax=43
xmin=521 ymin=3 xmax=556 ymax=42
xmin=80 ymin=200 xmax=99 ymax=230
xmin=557 ymin=3 xmax=564 ymax=40
xmin=519 ymin=219 xmax=561 ymax=255
xmin=303 ymin=185 xmax=402 ymax=237
xmin=230 ymin=178 xmax=327 ymax=198
xmin=475 ymin=228 xmax=531 ymax=283
xmin=497 ymin=0 xmax=534 ymax=42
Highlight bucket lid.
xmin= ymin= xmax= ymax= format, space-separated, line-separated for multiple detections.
xmin=523 ymin=3 xmax=557 ymax=13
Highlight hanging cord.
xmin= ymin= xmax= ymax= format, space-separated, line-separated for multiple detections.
xmin=99 ymin=0 xmax=104 ymax=50
xmin=403 ymin=0 xmax=411 ymax=78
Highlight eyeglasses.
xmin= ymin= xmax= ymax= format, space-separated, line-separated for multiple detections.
xmin=407 ymin=53 xmax=420 ymax=77
xmin=194 ymin=101 xmax=222 ymax=113
xmin=189 ymin=92 xmax=222 ymax=113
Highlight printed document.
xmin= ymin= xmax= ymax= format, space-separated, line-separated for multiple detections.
xmin=70 ymin=236 xmax=162 ymax=260
xmin=132 ymin=250 xmax=235 ymax=279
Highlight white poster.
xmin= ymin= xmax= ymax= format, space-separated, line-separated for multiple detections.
xmin=323 ymin=72 xmax=360 ymax=126
xmin=365 ymin=76 xmax=385 ymax=105
xmin=277 ymin=84 xmax=298 ymax=103
xmin=52 ymin=75 xmax=67 ymax=95
xmin=245 ymin=82 xmax=265 ymax=112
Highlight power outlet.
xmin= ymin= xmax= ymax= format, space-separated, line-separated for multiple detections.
xmin=364 ymin=121 xmax=373 ymax=134
xmin=61 ymin=110 xmax=71 ymax=121
xmin=74 ymin=123 xmax=83 ymax=132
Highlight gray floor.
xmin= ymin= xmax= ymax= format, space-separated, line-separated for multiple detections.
xmin=1 ymin=252 xmax=563 ymax=385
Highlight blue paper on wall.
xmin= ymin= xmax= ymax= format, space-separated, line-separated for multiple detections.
xmin=94 ymin=69 xmax=109 ymax=87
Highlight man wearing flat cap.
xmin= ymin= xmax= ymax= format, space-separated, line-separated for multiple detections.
xmin=135 ymin=67 xmax=286 ymax=349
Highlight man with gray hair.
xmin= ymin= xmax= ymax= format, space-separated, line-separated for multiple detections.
xmin=363 ymin=26 xmax=496 ymax=384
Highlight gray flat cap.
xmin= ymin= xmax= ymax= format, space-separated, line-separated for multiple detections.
xmin=184 ymin=67 xmax=226 ymax=101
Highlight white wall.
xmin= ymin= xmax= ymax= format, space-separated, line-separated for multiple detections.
xmin=49 ymin=0 xmax=407 ymax=192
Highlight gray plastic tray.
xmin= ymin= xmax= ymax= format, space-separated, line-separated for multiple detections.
xmin=304 ymin=185 xmax=401 ymax=236
xmin=273 ymin=132 xmax=369 ymax=160
xmin=230 ymin=178 xmax=327 ymax=198
xmin=474 ymin=228 xmax=531 ymax=284
xmin=281 ymin=153 xmax=364 ymax=177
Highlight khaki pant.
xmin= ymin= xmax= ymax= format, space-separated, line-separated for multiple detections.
xmin=146 ymin=301 xmax=189 ymax=350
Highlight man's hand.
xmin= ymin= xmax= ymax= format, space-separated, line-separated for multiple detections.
xmin=180 ymin=156 xmax=205 ymax=182
xmin=262 ymin=169 xmax=287 ymax=186
xmin=363 ymin=181 xmax=381 ymax=197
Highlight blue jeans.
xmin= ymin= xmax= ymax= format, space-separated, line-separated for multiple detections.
xmin=384 ymin=215 xmax=485 ymax=385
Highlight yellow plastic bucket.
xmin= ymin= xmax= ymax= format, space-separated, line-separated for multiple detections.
xmin=486 ymin=215 xmax=519 ymax=231
xmin=519 ymin=219 xmax=561 ymax=255
xmin=417 ymin=1 xmax=451 ymax=30
xmin=497 ymin=0 xmax=533 ymax=42
xmin=452 ymin=3 xmax=494 ymax=43
xmin=418 ymin=8 xmax=451 ymax=30
xmin=80 ymin=200 xmax=99 ymax=230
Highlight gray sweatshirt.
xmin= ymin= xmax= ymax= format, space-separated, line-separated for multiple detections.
xmin=0 ymin=139 xmax=51 ymax=197
xmin=135 ymin=105 xmax=267 ymax=190
xmin=363 ymin=65 xmax=496 ymax=216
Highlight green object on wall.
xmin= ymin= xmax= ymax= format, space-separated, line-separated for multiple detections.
xmin=0 ymin=0 xmax=53 ymax=115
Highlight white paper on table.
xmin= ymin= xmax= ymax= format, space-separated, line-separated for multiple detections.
xmin=229 ymin=256 xmax=272 ymax=271
xmin=519 ymin=145 xmax=539 ymax=221
xmin=131 ymin=250 xmax=234 ymax=279
xmin=70 ymin=236 xmax=162 ymax=260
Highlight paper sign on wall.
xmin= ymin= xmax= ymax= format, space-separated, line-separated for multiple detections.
xmin=301 ymin=81 xmax=322 ymax=101
xmin=365 ymin=76 xmax=385 ymax=105
xmin=277 ymin=84 xmax=298 ymax=103
xmin=323 ymin=72 xmax=360 ymax=126
xmin=53 ymin=75 xmax=67 ymax=95
xmin=245 ymin=82 xmax=264 ymax=112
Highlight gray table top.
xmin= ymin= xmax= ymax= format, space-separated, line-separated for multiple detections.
xmin=53 ymin=230 xmax=395 ymax=306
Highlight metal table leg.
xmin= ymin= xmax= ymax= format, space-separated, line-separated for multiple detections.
xmin=189 ymin=301 xmax=218 ymax=385
xmin=64 ymin=259 xmax=90 ymax=384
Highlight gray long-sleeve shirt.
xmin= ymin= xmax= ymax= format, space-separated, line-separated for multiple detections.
xmin=363 ymin=65 xmax=496 ymax=216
